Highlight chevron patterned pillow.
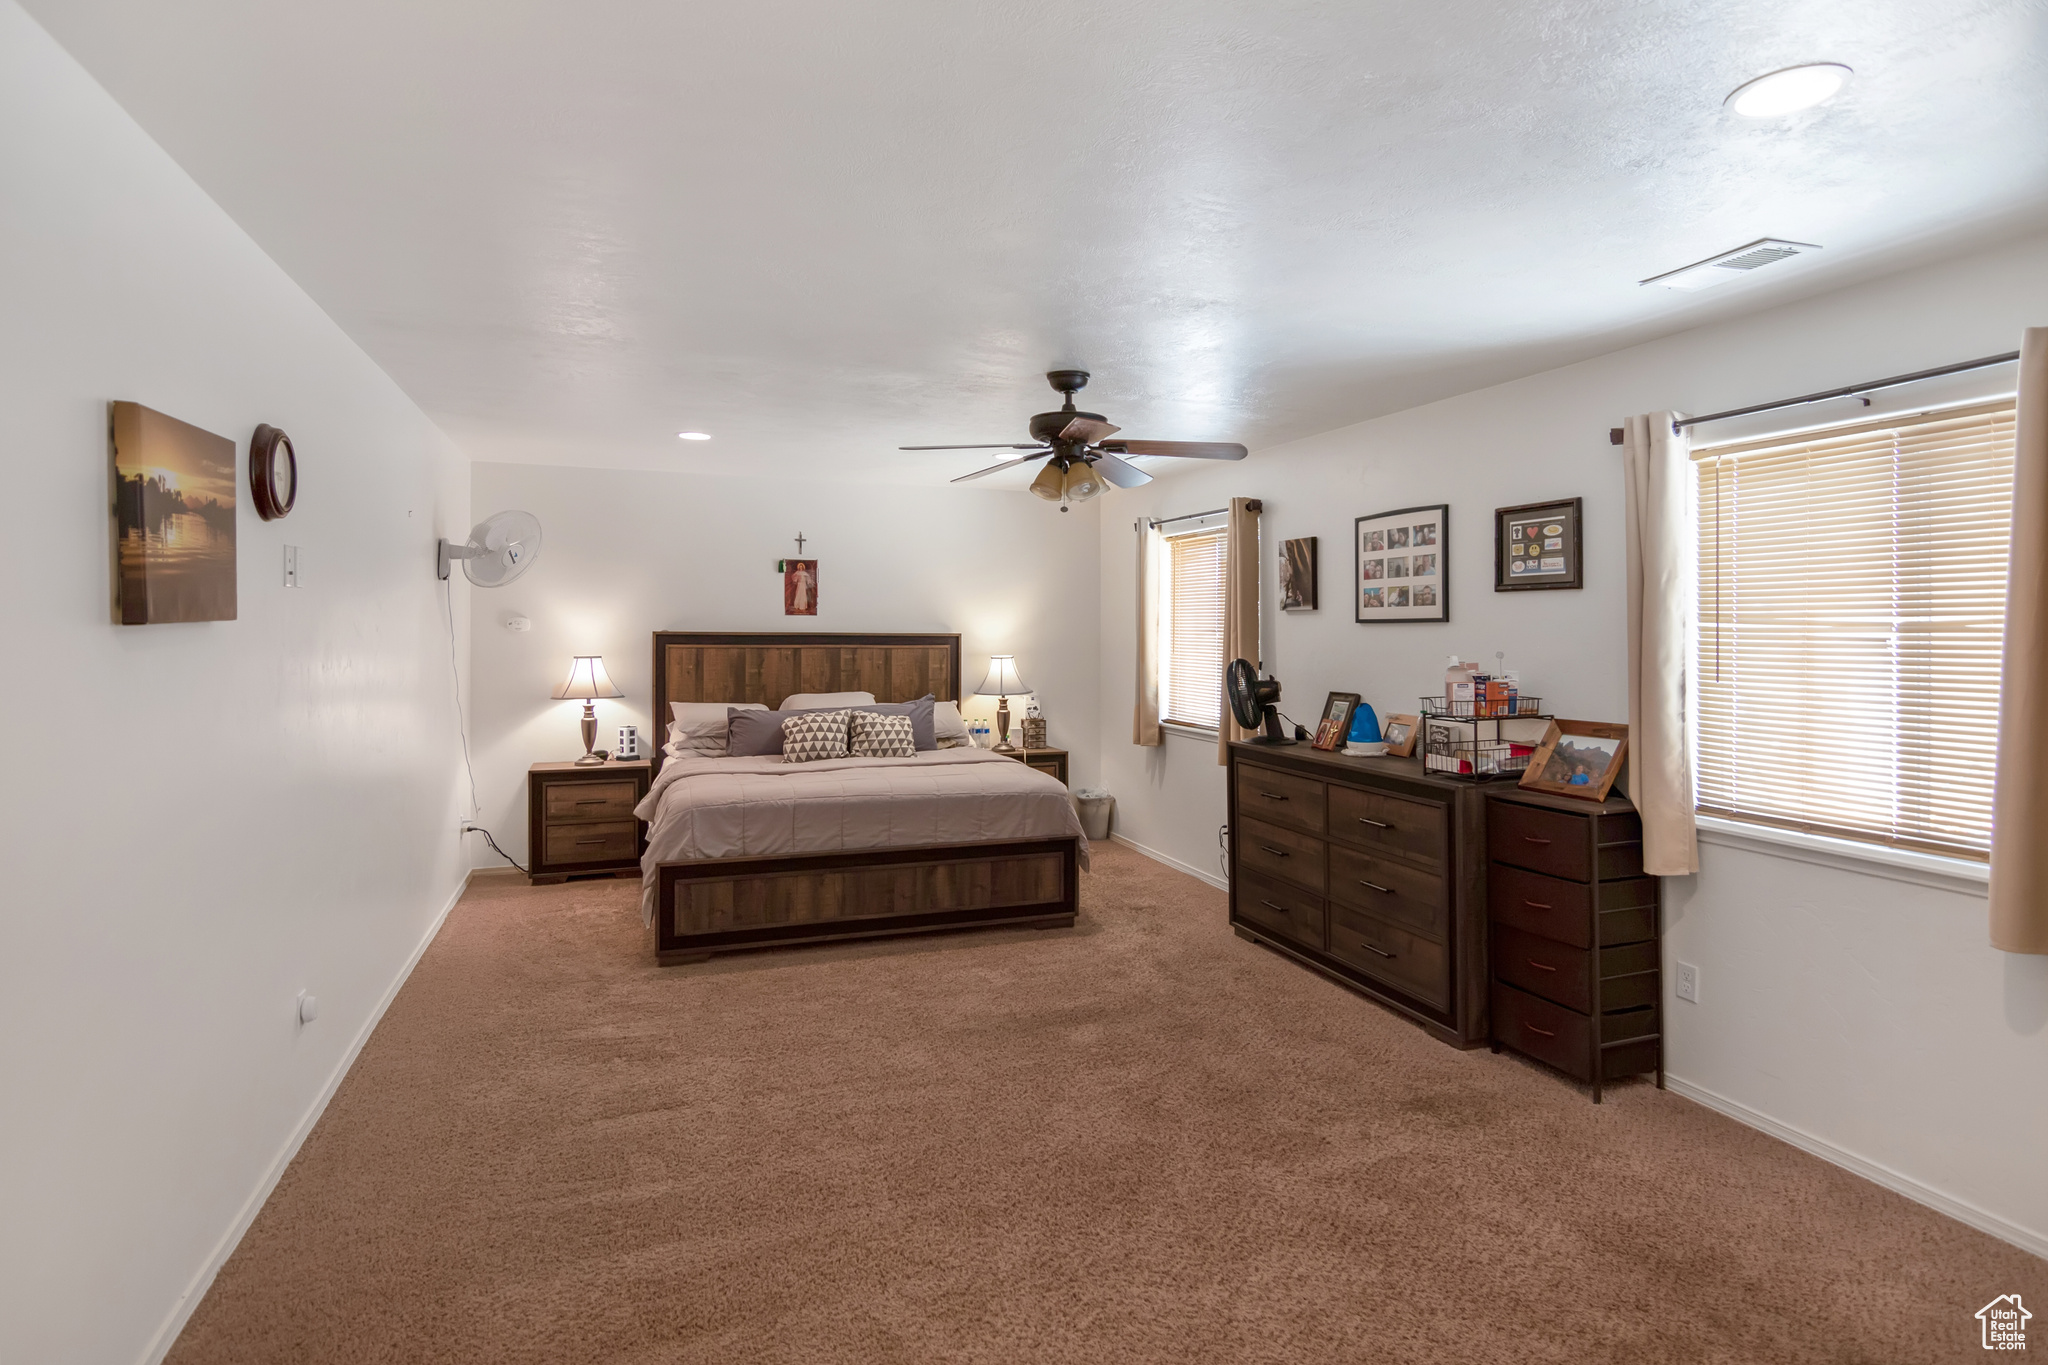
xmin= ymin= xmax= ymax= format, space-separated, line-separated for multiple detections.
xmin=849 ymin=709 xmax=916 ymax=759
xmin=781 ymin=709 xmax=851 ymax=763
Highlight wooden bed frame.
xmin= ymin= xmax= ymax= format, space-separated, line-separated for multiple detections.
xmin=648 ymin=631 xmax=1080 ymax=964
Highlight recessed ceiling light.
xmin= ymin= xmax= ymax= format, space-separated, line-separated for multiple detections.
xmin=677 ymin=431 xmax=711 ymax=441
xmin=1726 ymin=64 xmax=1851 ymax=118
xmin=1642 ymin=238 xmax=1822 ymax=290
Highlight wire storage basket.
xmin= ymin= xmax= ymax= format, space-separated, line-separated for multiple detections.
xmin=1417 ymin=696 xmax=1550 ymax=780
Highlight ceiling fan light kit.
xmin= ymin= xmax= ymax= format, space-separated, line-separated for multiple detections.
xmin=906 ymin=370 xmax=1249 ymax=509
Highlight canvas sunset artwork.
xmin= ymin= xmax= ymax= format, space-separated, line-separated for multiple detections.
xmin=110 ymin=401 xmax=237 ymax=624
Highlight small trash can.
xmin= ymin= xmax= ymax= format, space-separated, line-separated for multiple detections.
xmin=1073 ymin=788 xmax=1114 ymax=842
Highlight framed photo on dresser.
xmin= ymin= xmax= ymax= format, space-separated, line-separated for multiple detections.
xmin=1356 ymin=504 xmax=1448 ymax=623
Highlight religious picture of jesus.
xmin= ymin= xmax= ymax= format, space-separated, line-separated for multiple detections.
xmin=783 ymin=558 xmax=818 ymax=615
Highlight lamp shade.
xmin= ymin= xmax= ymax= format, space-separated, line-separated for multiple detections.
xmin=974 ymin=655 xmax=1029 ymax=697
xmin=551 ymin=655 xmax=624 ymax=701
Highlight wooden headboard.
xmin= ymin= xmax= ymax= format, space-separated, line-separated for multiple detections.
xmin=651 ymin=631 xmax=962 ymax=769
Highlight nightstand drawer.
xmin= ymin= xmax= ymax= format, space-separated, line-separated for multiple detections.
xmin=1024 ymin=757 xmax=1065 ymax=783
xmin=1238 ymin=816 xmax=1325 ymax=893
xmin=1235 ymin=764 xmax=1325 ymax=836
xmin=544 ymin=780 xmax=640 ymax=822
xmin=543 ymin=820 xmax=639 ymax=866
xmin=1328 ymin=903 xmax=1449 ymax=1010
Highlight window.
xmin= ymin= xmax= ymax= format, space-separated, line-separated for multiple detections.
xmin=1694 ymin=400 xmax=2016 ymax=859
xmin=1161 ymin=525 xmax=1227 ymax=729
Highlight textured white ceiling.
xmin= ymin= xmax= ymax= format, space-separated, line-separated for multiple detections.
xmin=24 ymin=0 xmax=2048 ymax=484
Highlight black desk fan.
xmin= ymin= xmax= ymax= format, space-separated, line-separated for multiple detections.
xmin=1226 ymin=658 xmax=1297 ymax=745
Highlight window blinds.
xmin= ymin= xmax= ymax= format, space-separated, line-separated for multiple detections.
xmin=1694 ymin=401 xmax=2016 ymax=858
xmin=1163 ymin=527 xmax=1227 ymax=729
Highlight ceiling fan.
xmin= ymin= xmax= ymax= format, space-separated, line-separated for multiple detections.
xmin=902 ymin=370 xmax=1248 ymax=511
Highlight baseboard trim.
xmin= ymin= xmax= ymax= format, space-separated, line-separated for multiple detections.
xmin=1665 ymin=1074 xmax=2048 ymax=1260
xmin=1108 ymin=833 xmax=1227 ymax=890
xmin=138 ymin=868 xmax=476 ymax=1365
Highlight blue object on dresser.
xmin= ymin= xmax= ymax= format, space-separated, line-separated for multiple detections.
xmin=1347 ymin=702 xmax=1382 ymax=745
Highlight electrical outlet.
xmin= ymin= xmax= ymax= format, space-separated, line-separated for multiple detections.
xmin=283 ymin=545 xmax=300 ymax=587
xmin=1675 ymin=961 xmax=1700 ymax=1004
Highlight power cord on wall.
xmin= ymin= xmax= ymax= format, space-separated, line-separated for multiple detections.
xmin=443 ymin=575 xmax=525 ymax=873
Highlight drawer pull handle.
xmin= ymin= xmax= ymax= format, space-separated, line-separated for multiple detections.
xmin=574 ymin=798 xmax=609 ymax=806
xmin=1523 ymin=900 xmax=1553 ymax=910
xmin=1356 ymin=817 xmax=1390 ymax=828
xmin=1525 ymin=1024 xmax=1557 ymax=1038
xmin=1357 ymin=941 xmax=1394 ymax=959
xmin=1259 ymin=791 xmax=1289 ymax=801
xmin=1259 ymin=845 xmax=1291 ymax=858
xmin=575 ymin=837 xmax=610 ymax=846
xmin=1526 ymin=959 xmax=1558 ymax=972
xmin=1258 ymin=899 xmax=1290 ymax=914
xmin=1358 ymin=879 xmax=1392 ymax=894
xmin=1522 ymin=836 xmax=1553 ymax=846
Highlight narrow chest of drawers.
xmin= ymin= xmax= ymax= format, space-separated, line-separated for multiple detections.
xmin=528 ymin=759 xmax=651 ymax=884
xmin=1485 ymin=788 xmax=1662 ymax=1101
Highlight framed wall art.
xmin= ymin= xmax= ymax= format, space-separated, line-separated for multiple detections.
xmin=780 ymin=558 xmax=818 ymax=615
xmin=1496 ymin=497 xmax=1582 ymax=592
xmin=1356 ymin=504 xmax=1447 ymax=623
xmin=1280 ymin=536 xmax=1318 ymax=611
xmin=110 ymin=400 xmax=237 ymax=625
xmin=1518 ymin=719 xmax=1628 ymax=802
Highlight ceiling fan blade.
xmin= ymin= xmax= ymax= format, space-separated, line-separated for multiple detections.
xmin=901 ymin=443 xmax=1049 ymax=451
xmin=1058 ymin=416 xmax=1121 ymax=444
xmin=950 ymin=451 xmax=1052 ymax=483
xmin=1099 ymin=439 xmax=1249 ymax=460
xmin=1088 ymin=450 xmax=1152 ymax=488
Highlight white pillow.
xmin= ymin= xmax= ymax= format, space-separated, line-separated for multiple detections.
xmin=781 ymin=691 xmax=877 ymax=710
xmin=932 ymin=700 xmax=972 ymax=748
xmin=668 ymin=701 xmax=766 ymax=756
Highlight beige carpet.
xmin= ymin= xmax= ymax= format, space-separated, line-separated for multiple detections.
xmin=169 ymin=843 xmax=2043 ymax=1364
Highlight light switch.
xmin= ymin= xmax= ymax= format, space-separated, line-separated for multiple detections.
xmin=283 ymin=545 xmax=300 ymax=588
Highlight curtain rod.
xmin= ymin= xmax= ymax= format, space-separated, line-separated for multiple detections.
xmin=1136 ymin=500 xmax=1259 ymax=530
xmin=1607 ymin=351 xmax=2021 ymax=444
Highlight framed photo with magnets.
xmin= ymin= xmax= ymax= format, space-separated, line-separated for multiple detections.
xmin=1355 ymin=504 xmax=1448 ymax=623
xmin=1496 ymin=497 xmax=1582 ymax=592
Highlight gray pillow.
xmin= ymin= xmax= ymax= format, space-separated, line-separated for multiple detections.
xmin=728 ymin=695 xmax=938 ymax=756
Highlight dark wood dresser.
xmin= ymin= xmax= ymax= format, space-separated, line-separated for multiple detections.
xmin=527 ymin=759 xmax=651 ymax=884
xmin=1485 ymin=788 xmax=1662 ymax=1101
xmin=1226 ymin=742 xmax=1490 ymax=1048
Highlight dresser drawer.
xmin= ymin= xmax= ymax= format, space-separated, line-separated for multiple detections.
xmin=1491 ymin=981 xmax=1591 ymax=1081
xmin=1329 ymin=843 xmax=1445 ymax=939
xmin=1235 ymin=763 xmax=1325 ymax=836
xmin=1328 ymin=904 xmax=1449 ymax=1010
xmin=1238 ymin=816 xmax=1325 ymax=893
xmin=1234 ymin=869 xmax=1326 ymax=951
xmin=1327 ymin=784 xmax=1444 ymax=865
xmin=1493 ymin=925 xmax=1659 ymax=1014
xmin=543 ymin=780 xmax=641 ymax=822
xmin=1489 ymin=802 xmax=1592 ymax=881
xmin=543 ymin=820 xmax=639 ymax=866
xmin=1489 ymin=864 xmax=1592 ymax=947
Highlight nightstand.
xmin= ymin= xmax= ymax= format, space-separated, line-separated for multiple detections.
xmin=998 ymin=746 xmax=1068 ymax=786
xmin=527 ymin=759 xmax=651 ymax=884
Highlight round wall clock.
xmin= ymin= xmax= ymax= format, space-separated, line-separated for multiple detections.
xmin=250 ymin=423 xmax=297 ymax=521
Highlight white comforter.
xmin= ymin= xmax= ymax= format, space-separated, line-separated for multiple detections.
xmin=634 ymin=748 xmax=1089 ymax=923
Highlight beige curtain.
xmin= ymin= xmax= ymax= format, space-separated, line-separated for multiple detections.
xmin=1133 ymin=520 xmax=1163 ymax=746
xmin=1623 ymin=413 xmax=1700 ymax=875
xmin=1219 ymin=497 xmax=1261 ymax=764
xmin=1991 ymin=328 xmax=2048 ymax=954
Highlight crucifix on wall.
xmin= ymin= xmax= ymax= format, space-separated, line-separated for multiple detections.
xmin=778 ymin=533 xmax=817 ymax=616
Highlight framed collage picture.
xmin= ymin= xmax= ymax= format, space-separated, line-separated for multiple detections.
xmin=1356 ymin=504 xmax=1448 ymax=623
xmin=1495 ymin=497 xmax=1582 ymax=591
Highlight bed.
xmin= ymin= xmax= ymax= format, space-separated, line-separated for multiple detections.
xmin=638 ymin=631 xmax=1085 ymax=963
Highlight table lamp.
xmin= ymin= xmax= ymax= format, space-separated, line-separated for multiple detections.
xmin=552 ymin=655 xmax=624 ymax=765
xmin=974 ymin=655 xmax=1029 ymax=752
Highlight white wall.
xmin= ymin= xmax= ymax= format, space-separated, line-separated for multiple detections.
xmin=1097 ymin=228 xmax=2048 ymax=1252
xmin=0 ymin=6 xmax=474 ymax=1363
xmin=465 ymin=462 xmax=1101 ymax=867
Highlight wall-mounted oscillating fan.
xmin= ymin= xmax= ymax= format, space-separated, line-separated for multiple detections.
xmin=1226 ymin=658 xmax=1295 ymax=745
xmin=438 ymin=511 xmax=543 ymax=585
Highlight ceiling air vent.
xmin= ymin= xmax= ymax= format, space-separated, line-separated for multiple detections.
xmin=1641 ymin=238 xmax=1821 ymax=291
